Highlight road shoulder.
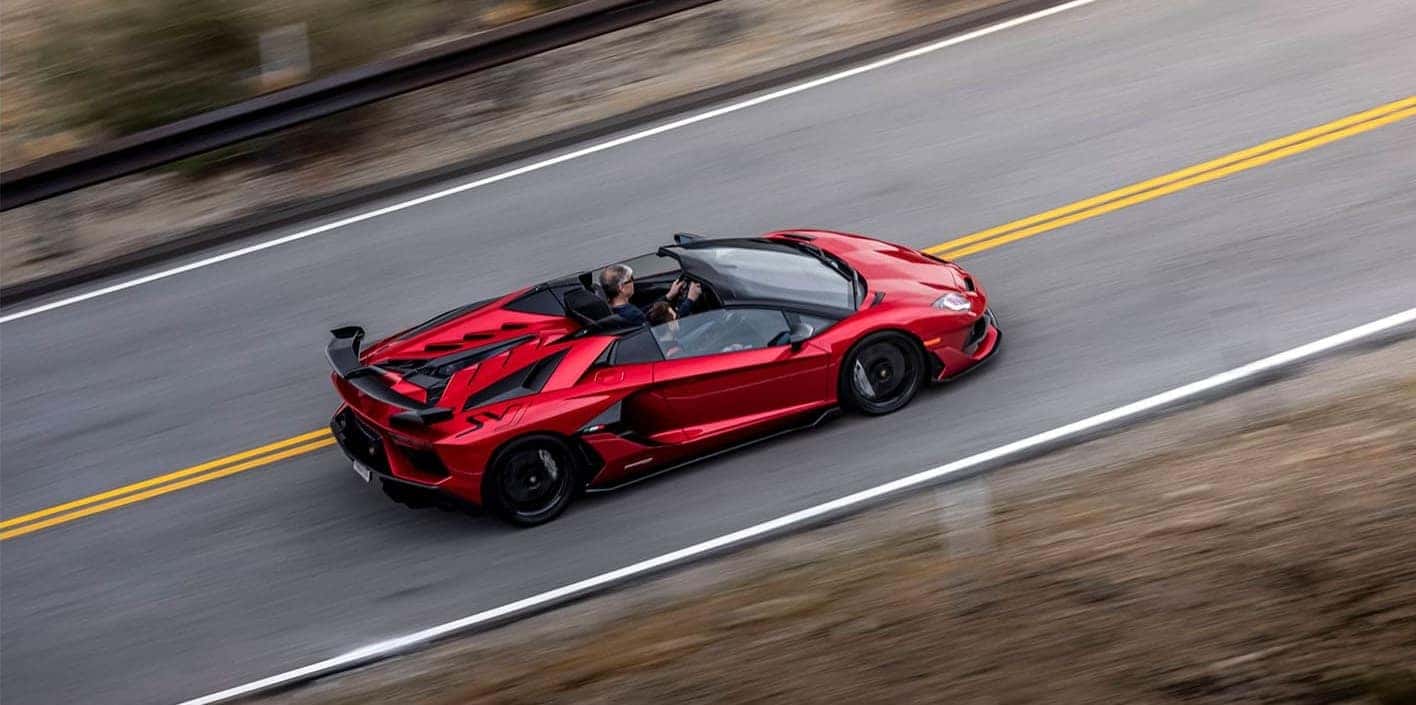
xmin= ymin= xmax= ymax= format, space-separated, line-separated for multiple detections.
xmin=260 ymin=339 xmax=1416 ymax=705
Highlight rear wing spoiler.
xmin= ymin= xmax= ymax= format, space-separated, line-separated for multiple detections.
xmin=326 ymin=327 xmax=452 ymax=426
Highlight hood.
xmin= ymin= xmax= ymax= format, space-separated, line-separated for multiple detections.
xmin=782 ymin=230 xmax=973 ymax=304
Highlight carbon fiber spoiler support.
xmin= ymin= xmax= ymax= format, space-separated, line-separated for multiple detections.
xmin=326 ymin=326 xmax=452 ymax=426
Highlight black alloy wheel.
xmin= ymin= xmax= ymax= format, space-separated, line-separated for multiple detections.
xmin=484 ymin=435 xmax=580 ymax=526
xmin=841 ymin=331 xmax=925 ymax=415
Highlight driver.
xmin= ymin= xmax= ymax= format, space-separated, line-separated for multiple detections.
xmin=599 ymin=264 xmax=699 ymax=324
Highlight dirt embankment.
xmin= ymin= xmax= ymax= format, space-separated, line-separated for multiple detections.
xmin=257 ymin=337 xmax=1416 ymax=705
xmin=1 ymin=0 xmax=999 ymax=289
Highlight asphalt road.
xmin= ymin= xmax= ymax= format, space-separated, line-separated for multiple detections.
xmin=3 ymin=1 xmax=1415 ymax=703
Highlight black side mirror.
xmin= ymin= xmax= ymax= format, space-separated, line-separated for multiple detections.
xmin=673 ymin=232 xmax=705 ymax=246
xmin=787 ymin=323 xmax=813 ymax=351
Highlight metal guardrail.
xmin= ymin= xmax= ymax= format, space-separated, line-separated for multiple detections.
xmin=0 ymin=0 xmax=721 ymax=211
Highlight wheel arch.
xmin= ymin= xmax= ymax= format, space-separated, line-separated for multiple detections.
xmin=483 ymin=431 xmax=598 ymax=494
xmin=836 ymin=328 xmax=929 ymax=414
xmin=837 ymin=326 xmax=930 ymax=384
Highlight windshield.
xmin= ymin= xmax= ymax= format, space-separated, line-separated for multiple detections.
xmin=684 ymin=245 xmax=855 ymax=310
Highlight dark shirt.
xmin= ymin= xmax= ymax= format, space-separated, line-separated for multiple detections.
xmin=612 ymin=303 xmax=647 ymax=324
xmin=613 ymin=296 xmax=692 ymax=324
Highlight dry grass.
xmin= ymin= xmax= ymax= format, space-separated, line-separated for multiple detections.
xmin=261 ymin=346 xmax=1416 ymax=705
xmin=0 ymin=0 xmax=572 ymax=166
xmin=0 ymin=0 xmax=999 ymax=285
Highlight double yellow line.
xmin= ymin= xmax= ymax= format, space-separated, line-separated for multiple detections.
xmin=1 ymin=96 xmax=1411 ymax=542
xmin=0 ymin=430 xmax=335 ymax=540
xmin=927 ymin=96 xmax=1416 ymax=259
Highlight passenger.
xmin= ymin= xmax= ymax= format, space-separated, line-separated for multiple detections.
xmin=599 ymin=264 xmax=699 ymax=324
xmin=645 ymin=301 xmax=685 ymax=358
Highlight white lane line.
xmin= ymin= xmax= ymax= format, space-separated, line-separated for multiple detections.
xmin=0 ymin=0 xmax=1101 ymax=326
xmin=178 ymin=306 xmax=1416 ymax=705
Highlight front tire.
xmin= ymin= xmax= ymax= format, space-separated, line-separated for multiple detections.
xmin=483 ymin=435 xmax=580 ymax=527
xmin=840 ymin=331 xmax=925 ymax=415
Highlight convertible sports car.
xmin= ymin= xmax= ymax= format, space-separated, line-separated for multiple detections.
xmin=327 ymin=230 xmax=999 ymax=525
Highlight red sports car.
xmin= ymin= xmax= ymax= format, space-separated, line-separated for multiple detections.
xmin=327 ymin=230 xmax=999 ymax=525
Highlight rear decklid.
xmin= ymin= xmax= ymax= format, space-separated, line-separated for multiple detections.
xmin=327 ymin=288 xmax=580 ymax=426
xmin=328 ymin=323 xmax=586 ymax=430
xmin=360 ymin=289 xmax=576 ymax=361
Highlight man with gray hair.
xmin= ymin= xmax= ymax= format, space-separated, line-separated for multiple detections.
xmin=599 ymin=263 xmax=698 ymax=325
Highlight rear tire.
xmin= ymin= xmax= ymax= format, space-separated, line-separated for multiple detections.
xmin=840 ymin=331 xmax=925 ymax=416
xmin=482 ymin=435 xmax=580 ymax=527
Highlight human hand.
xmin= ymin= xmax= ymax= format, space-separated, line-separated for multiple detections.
xmin=667 ymin=279 xmax=685 ymax=299
xmin=687 ymin=282 xmax=702 ymax=301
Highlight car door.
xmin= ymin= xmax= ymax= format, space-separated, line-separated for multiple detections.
xmin=647 ymin=308 xmax=834 ymax=447
xmin=589 ymin=327 xmax=679 ymax=444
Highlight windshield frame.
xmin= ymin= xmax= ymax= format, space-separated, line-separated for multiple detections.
xmin=660 ymin=239 xmax=860 ymax=315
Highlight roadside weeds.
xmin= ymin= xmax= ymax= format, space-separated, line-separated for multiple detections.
xmin=257 ymin=339 xmax=1416 ymax=705
xmin=1 ymin=0 xmax=1005 ymax=293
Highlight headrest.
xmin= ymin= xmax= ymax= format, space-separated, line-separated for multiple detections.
xmin=563 ymin=287 xmax=613 ymax=325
